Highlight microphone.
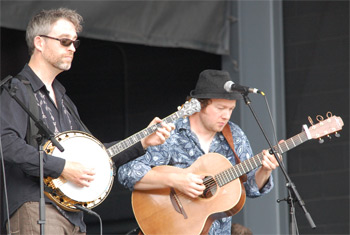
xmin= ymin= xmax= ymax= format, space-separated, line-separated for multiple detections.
xmin=224 ymin=81 xmax=264 ymax=95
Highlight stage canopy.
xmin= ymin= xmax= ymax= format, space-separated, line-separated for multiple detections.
xmin=1 ymin=1 xmax=232 ymax=55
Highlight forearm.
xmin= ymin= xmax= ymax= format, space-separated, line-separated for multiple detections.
xmin=134 ymin=170 xmax=176 ymax=190
xmin=112 ymin=142 xmax=146 ymax=168
xmin=255 ymin=167 xmax=272 ymax=190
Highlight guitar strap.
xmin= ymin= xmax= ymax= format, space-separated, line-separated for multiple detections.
xmin=222 ymin=124 xmax=247 ymax=183
xmin=62 ymin=97 xmax=91 ymax=134
xmin=15 ymin=74 xmax=40 ymax=148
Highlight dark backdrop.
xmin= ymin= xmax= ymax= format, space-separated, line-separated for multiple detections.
xmin=283 ymin=1 xmax=349 ymax=234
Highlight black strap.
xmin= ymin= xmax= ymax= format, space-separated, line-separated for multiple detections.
xmin=15 ymin=74 xmax=40 ymax=148
xmin=63 ymin=97 xmax=91 ymax=134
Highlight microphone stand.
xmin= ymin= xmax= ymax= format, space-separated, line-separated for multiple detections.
xmin=1 ymin=76 xmax=64 ymax=235
xmin=241 ymin=92 xmax=316 ymax=234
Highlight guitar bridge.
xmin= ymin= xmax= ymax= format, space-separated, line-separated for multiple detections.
xmin=170 ymin=188 xmax=188 ymax=219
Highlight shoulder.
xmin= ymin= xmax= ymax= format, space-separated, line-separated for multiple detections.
xmin=174 ymin=117 xmax=190 ymax=132
xmin=7 ymin=76 xmax=31 ymax=100
xmin=227 ymin=121 xmax=245 ymax=135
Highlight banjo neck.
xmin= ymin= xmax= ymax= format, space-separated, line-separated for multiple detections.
xmin=107 ymin=99 xmax=201 ymax=158
xmin=107 ymin=112 xmax=179 ymax=157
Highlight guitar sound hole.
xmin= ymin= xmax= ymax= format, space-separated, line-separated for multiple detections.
xmin=200 ymin=176 xmax=217 ymax=198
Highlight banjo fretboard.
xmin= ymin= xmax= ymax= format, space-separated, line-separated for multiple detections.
xmin=107 ymin=99 xmax=201 ymax=158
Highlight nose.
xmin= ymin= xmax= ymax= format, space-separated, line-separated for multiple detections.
xmin=221 ymin=109 xmax=231 ymax=120
xmin=68 ymin=42 xmax=76 ymax=52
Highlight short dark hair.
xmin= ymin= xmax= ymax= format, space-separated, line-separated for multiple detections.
xmin=186 ymin=97 xmax=212 ymax=110
xmin=197 ymin=98 xmax=212 ymax=110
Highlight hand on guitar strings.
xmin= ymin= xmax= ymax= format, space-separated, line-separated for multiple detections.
xmin=61 ymin=161 xmax=96 ymax=187
xmin=141 ymin=117 xmax=175 ymax=149
xmin=172 ymin=172 xmax=206 ymax=198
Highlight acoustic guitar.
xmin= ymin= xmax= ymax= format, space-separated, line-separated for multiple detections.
xmin=132 ymin=114 xmax=343 ymax=235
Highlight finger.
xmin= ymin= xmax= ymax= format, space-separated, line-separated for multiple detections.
xmin=75 ymin=179 xmax=89 ymax=188
xmin=263 ymin=149 xmax=272 ymax=157
xmin=191 ymin=182 xmax=205 ymax=190
xmin=266 ymin=153 xmax=280 ymax=166
xmin=262 ymin=156 xmax=278 ymax=169
xmin=263 ymin=150 xmax=279 ymax=165
xmin=84 ymin=168 xmax=96 ymax=176
xmin=169 ymin=123 xmax=175 ymax=131
xmin=156 ymin=128 xmax=170 ymax=138
xmin=82 ymin=174 xmax=95 ymax=182
xmin=80 ymin=181 xmax=91 ymax=187
xmin=277 ymin=153 xmax=283 ymax=161
xmin=160 ymin=122 xmax=175 ymax=132
xmin=261 ymin=161 xmax=273 ymax=171
xmin=152 ymin=117 xmax=162 ymax=125
xmin=155 ymin=131 xmax=166 ymax=142
xmin=192 ymin=176 xmax=204 ymax=185
xmin=189 ymin=188 xmax=204 ymax=197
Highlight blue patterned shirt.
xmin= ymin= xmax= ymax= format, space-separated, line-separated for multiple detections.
xmin=118 ymin=117 xmax=273 ymax=234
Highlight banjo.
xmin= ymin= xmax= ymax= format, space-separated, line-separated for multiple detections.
xmin=43 ymin=98 xmax=201 ymax=212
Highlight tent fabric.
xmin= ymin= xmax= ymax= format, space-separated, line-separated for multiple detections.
xmin=0 ymin=1 xmax=231 ymax=55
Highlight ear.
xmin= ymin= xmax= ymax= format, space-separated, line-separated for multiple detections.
xmin=33 ymin=36 xmax=44 ymax=52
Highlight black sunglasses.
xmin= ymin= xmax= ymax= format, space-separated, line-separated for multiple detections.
xmin=40 ymin=35 xmax=80 ymax=49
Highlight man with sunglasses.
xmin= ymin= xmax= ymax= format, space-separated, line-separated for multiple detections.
xmin=1 ymin=8 xmax=173 ymax=234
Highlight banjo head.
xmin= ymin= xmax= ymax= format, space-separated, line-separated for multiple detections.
xmin=44 ymin=131 xmax=114 ymax=211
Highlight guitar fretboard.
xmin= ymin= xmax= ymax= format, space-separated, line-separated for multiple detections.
xmin=215 ymin=131 xmax=310 ymax=187
xmin=107 ymin=111 xmax=183 ymax=158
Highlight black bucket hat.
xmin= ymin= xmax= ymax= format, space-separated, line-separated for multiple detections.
xmin=190 ymin=69 xmax=242 ymax=100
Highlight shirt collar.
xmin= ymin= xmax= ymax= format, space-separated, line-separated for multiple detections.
xmin=176 ymin=117 xmax=191 ymax=132
xmin=19 ymin=64 xmax=66 ymax=95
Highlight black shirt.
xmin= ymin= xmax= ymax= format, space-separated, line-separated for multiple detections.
xmin=1 ymin=64 xmax=145 ymax=231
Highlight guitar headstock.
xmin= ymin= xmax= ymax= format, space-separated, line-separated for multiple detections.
xmin=307 ymin=112 xmax=344 ymax=142
xmin=177 ymin=98 xmax=201 ymax=117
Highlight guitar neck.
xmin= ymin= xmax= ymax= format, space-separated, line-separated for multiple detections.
xmin=107 ymin=111 xmax=181 ymax=158
xmin=215 ymin=131 xmax=310 ymax=187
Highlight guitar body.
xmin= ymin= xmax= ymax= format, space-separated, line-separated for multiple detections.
xmin=132 ymin=153 xmax=246 ymax=235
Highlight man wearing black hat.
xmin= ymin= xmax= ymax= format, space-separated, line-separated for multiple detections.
xmin=118 ymin=69 xmax=280 ymax=234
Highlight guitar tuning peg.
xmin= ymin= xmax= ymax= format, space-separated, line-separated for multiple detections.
xmin=308 ymin=116 xmax=314 ymax=126
xmin=318 ymin=138 xmax=324 ymax=144
xmin=326 ymin=111 xmax=333 ymax=118
xmin=327 ymin=135 xmax=331 ymax=139
xmin=177 ymin=106 xmax=181 ymax=110
xmin=316 ymin=115 xmax=324 ymax=122
xmin=335 ymin=132 xmax=341 ymax=138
